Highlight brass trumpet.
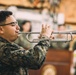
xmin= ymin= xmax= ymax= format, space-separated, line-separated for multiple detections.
xmin=18 ymin=30 xmax=76 ymax=43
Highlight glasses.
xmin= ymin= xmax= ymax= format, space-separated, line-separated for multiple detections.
xmin=0 ymin=21 xmax=18 ymax=26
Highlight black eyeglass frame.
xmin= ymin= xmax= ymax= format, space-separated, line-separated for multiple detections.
xmin=0 ymin=21 xmax=18 ymax=26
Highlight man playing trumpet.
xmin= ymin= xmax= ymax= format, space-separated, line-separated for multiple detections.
xmin=0 ymin=10 xmax=53 ymax=75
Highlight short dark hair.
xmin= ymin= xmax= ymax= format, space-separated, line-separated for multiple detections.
xmin=0 ymin=10 xmax=12 ymax=25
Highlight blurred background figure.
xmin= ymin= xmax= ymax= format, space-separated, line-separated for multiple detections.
xmin=55 ymin=25 xmax=66 ymax=38
xmin=70 ymin=38 xmax=76 ymax=51
xmin=50 ymin=25 xmax=70 ymax=50
xmin=41 ymin=64 xmax=57 ymax=75
xmin=15 ymin=20 xmax=33 ymax=50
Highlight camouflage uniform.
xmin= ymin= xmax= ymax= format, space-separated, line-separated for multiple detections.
xmin=0 ymin=37 xmax=50 ymax=75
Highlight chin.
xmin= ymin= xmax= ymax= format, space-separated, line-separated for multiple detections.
xmin=11 ymin=37 xmax=18 ymax=42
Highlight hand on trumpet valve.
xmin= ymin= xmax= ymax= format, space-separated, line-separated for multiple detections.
xmin=39 ymin=24 xmax=54 ymax=39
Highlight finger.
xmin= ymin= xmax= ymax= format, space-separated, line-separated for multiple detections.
xmin=46 ymin=25 xmax=51 ymax=29
xmin=50 ymin=35 xmax=54 ymax=39
xmin=48 ymin=25 xmax=50 ymax=28
xmin=51 ymin=30 xmax=53 ymax=35
xmin=45 ymin=24 xmax=48 ymax=29
xmin=42 ymin=24 xmax=45 ymax=29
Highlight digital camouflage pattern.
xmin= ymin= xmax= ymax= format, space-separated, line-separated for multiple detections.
xmin=0 ymin=37 xmax=50 ymax=75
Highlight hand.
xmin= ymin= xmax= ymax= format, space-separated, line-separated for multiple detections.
xmin=40 ymin=24 xmax=53 ymax=38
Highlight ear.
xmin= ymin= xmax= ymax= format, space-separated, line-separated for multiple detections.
xmin=0 ymin=26 xmax=4 ymax=34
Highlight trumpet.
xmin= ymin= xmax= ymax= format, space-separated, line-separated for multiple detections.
xmin=18 ymin=30 xmax=76 ymax=43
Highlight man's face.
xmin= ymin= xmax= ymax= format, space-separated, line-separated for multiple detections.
xmin=0 ymin=15 xmax=20 ymax=42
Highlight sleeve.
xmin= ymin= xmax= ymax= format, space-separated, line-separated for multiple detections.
xmin=1 ymin=37 xmax=51 ymax=70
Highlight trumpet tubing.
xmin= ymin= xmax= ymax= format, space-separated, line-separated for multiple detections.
xmin=18 ymin=30 xmax=76 ymax=43
xmin=19 ymin=30 xmax=76 ymax=34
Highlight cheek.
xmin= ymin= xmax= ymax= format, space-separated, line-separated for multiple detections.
xmin=2 ymin=26 xmax=17 ymax=38
xmin=5 ymin=27 xmax=15 ymax=35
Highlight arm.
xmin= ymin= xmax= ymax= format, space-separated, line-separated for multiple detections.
xmin=1 ymin=37 xmax=50 ymax=70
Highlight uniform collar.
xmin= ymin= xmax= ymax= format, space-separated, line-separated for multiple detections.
xmin=0 ymin=37 xmax=10 ymax=43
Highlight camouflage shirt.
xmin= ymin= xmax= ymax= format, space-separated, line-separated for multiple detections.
xmin=0 ymin=37 xmax=50 ymax=75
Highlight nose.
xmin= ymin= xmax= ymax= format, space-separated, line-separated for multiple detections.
xmin=16 ymin=24 xmax=20 ymax=30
